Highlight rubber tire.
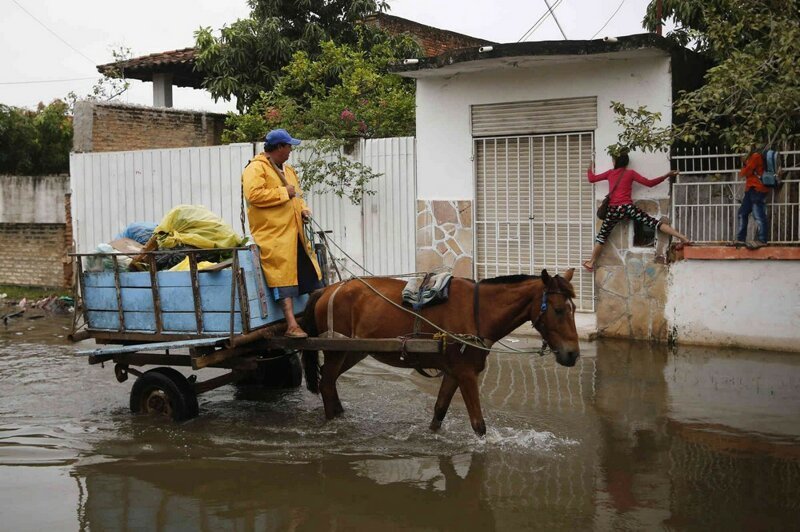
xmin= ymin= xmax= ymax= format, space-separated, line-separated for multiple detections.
xmin=129 ymin=368 xmax=198 ymax=421
xmin=149 ymin=367 xmax=200 ymax=419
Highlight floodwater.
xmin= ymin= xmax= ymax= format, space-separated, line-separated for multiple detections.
xmin=1 ymin=316 xmax=799 ymax=531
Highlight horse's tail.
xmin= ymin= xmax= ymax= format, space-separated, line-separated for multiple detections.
xmin=301 ymin=288 xmax=325 ymax=394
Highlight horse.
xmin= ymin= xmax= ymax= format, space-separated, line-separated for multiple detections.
xmin=300 ymin=268 xmax=580 ymax=435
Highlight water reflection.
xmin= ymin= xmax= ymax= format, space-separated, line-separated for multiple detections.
xmin=74 ymin=450 xmax=498 ymax=531
xmin=593 ymin=339 xmax=800 ymax=530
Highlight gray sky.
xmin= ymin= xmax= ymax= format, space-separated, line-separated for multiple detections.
xmin=0 ymin=0 xmax=653 ymax=113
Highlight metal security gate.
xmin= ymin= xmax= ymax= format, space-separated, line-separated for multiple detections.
xmin=474 ymin=133 xmax=595 ymax=311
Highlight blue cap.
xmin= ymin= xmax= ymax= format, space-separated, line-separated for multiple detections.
xmin=265 ymin=128 xmax=301 ymax=146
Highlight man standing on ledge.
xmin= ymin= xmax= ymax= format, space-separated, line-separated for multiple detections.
xmin=242 ymin=129 xmax=323 ymax=338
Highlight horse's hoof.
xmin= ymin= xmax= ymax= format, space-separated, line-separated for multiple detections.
xmin=429 ymin=419 xmax=442 ymax=431
xmin=472 ymin=420 xmax=486 ymax=437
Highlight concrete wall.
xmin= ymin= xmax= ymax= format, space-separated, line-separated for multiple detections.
xmin=0 ymin=175 xmax=70 ymax=287
xmin=73 ymin=101 xmax=226 ymax=153
xmin=666 ymin=260 xmax=800 ymax=352
xmin=0 ymin=175 xmax=69 ymax=223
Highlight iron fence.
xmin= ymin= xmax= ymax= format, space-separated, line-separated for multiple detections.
xmin=671 ymin=147 xmax=800 ymax=243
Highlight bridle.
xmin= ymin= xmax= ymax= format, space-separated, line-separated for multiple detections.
xmin=531 ymin=281 xmax=576 ymax=355
xmin=473 ymin=277 xmax=575 ymax=347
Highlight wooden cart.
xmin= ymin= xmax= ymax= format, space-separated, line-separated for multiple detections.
xmin=70 ymin=245 xmax=441 ymax=421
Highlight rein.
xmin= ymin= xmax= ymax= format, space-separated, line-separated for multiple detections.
xmin=308 ymin=219 xmax=569 ymax=356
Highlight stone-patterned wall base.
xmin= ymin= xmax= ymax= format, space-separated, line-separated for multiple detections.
xmin=595 ymin=198 xmax=671 ymax=342
xmin=596 ymin=259 xmax=668 ymax=341
xmin=416 ymin=200 xmax=473 ymax=277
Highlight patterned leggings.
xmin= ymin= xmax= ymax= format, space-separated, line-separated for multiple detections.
xmin=596 ymin=204 xmax=661 ymax=244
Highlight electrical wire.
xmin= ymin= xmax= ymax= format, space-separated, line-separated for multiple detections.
xmin=0 ymin=77 xmax=96 ymax=85
xmin=10 ymin=0 xmax=98 ymax=66
xmin=517 ymin=0 xmax=563 ymax=42
xmin=543 ymin=0 xmax=568 ymax=40
xmin=590 ymin=0 xmax=627 ymax=40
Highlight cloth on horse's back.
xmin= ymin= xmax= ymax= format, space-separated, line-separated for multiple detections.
xmin=402 ymin=272 xmax=453 ymax=310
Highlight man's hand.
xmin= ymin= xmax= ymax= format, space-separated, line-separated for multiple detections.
xmin=301 ymin=209 xmax=312 ymax=223
xmin=286 ymin=184 xmax=296 ymax=198
xmin=667 ymin=170 xmax=679 ymax=180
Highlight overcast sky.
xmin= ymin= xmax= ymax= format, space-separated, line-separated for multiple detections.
xmin=0 ymin=0 xmax=654 ymax=113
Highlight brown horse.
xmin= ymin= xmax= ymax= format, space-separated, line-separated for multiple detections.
xmin=301 ymin=269 xmax=580 ymax=435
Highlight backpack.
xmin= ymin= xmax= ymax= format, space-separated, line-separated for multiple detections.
xmin=761 ymin=149 xmax=780 ymax=187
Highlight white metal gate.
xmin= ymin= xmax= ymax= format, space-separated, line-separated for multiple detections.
xmin=474 ymin=133 xmax=595 ymax=311
xmin=69 ymin=139 xmax=417 ymax=277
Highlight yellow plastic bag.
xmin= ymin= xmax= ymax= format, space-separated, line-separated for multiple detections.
xmin=155 ymin=205 xmax=244 ymax=250
xmin=167 ymin=257 xmax=220 ymax=272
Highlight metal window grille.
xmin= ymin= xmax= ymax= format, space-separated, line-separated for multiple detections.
xmin=671 ymin=146 xmax=800 ymax=243
xmin=475 ymin=133 xmax=596 ymax=311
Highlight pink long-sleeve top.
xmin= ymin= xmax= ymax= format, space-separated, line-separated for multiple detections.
xmin=587 ymin=167 xmax=669 ymax=206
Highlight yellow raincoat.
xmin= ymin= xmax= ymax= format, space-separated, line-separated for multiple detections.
xmin=242 ymin=153 xmax=322 ymax=288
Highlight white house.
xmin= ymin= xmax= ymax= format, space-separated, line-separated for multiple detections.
xmin=396 ymin=34 xmax=712 ymax=340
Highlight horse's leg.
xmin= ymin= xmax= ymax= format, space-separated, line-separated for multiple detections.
xmin=430 ymin=373 xmax=459 ymax=431
xmin=457 ymin=372 xmax=486 ymax=436
xmin=320 ymin=350 xmax=347 ymax=419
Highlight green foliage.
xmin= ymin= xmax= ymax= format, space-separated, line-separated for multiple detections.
xmin=632 ymin=0 xmax=800 ymax=151
xmin=0 ymin=101 xmax=72 ymax=175
xmin=194 ymin=0 xmax=405 ymax=111
xmin=222 ymin=38 xmax=416 ymax=142
xmin=294 ymin=138 xmax=381 ymax=204
xmin=607 ymin=102 xmax=673 ymax=157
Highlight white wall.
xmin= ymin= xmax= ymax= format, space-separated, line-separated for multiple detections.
xmin=414 ymin=51 xmax=673 ymax=200
xmin=0 ymin=175 xmax=69 ymax=223
xmin=666 ymin=260 xmax=800 ymax=352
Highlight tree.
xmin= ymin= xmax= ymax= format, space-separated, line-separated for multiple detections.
xmin=194 ymin=0 xmax=397 ymax=112
xmin=223 ymin=37 xmax=416 ymax=142
xmin=613 ymin=0 xmax=800 ymax=152
xmin=0 ymin=100 xmax=72 ymax=175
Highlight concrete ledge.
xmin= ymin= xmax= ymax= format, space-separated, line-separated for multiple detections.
xmin=682 ymin=244 xmax=800 ymax=261
xmin=511 ymin=312 xmax=597 ymax=341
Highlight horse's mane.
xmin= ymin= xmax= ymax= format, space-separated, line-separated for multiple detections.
xmin=481 ymin=274 xmax=539 ymax=285
xmin=480 ymin=273 xmax=576 ymax=298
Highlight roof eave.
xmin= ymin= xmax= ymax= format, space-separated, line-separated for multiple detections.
xmin=392 ymin=33 xmax=695 ymax=78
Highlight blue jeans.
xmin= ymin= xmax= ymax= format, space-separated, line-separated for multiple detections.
xmin=736 ymin=189 xmax=768 ymax=242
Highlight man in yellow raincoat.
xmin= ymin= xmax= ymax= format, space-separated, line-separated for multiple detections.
xmin=242 ymin=129 xmax=322 ymax=338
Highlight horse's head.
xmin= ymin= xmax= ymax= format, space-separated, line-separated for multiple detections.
xmin=532 ymin=268 xmax=580 ymax=367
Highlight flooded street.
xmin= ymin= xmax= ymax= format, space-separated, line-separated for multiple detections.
xmin=1 ymin=315 xmax=799 ymax=530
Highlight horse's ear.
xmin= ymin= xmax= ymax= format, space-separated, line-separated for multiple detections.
xmin=540 ymin=269 xmax=551 ymax=284
xmin=562 ymin=268 xmax=575 ymax=282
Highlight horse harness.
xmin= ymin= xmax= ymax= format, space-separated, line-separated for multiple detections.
xmin=322 ymin=280 xmax=445 ymax=378
xmin=532 ymin=282 xmax=576 ymax=356
xmin=475 ymin=277 xmax=575 ymax=357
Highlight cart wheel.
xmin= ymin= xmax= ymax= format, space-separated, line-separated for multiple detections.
xmin=129 ymin=368 xmax=198 ymax=421
xmin=149 ymin=367 xmax=200 ymax=419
